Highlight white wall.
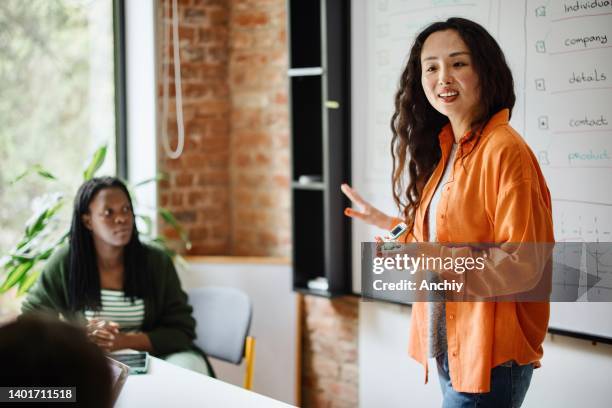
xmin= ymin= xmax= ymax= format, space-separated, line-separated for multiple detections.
xmin=360 ymin=302 xmax=442 ymax=408
xmin=180 ymin=260 xmax=297 ymax=406
xmin=360 ymin=301 xmax=612 ymax=408
xmin=125 ymin=0 xmax=158 ymax=231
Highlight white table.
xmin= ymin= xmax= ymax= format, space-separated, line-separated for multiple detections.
xmin=115 ymin=356 xmax=294 ymax=407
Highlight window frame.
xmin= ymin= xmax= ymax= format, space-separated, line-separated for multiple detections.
xmin=113 ymin=0 xmax=128 ymax=180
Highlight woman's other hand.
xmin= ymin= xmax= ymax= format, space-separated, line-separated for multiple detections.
xmin=341 ymin=183 xmax=394 ymax=229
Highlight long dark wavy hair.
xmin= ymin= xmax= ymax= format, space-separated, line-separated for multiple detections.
xmin=68 ymin=177 xmax=152 ymax=311
xmin=391 ymin=17 xmax=515 ymax=230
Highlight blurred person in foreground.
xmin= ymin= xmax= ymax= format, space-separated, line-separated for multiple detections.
xmin=0 ymin=314 xmax=113 ymax=408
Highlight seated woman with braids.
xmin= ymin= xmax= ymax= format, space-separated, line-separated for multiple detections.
xmin=21 ymin=176 xmax=212 ymax=376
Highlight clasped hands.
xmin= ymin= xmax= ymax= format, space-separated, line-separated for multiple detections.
xmin=86 ymin=318 xmax=125 ymax=352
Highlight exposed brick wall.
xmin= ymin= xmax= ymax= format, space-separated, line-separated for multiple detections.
xmin=228 ymin=0 xmax=291 ymax=257
xmin=156 ymin=2 xmax=357 ymax=407
xmin=157 ymin=0 xmax=290 ymax=257
xmin=302 ymin=296 xmax=359 ymax=408
xmin=158 ymin=0 xmax=231 ymax=254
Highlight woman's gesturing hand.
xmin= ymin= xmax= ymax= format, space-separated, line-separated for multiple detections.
xmin=341 ymin=183 xmax=394 ymax=229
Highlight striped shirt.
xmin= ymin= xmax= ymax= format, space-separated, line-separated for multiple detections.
xmin=84 ymin=289 xmax=145 ymax=332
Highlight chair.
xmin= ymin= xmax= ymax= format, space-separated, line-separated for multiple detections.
xmin=188 ymin=286 xmax=256 ymax=390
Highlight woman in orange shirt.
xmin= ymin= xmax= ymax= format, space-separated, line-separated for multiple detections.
xmin=342 ymin=18 xmax=553 ymax=407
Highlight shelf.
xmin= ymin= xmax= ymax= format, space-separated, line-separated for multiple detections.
xmin=292 ymin=189 xmax=325 ymax=289
xmin=288 ymin=67 xmax=324 ymax=77
xmin=290 ymin=75 xmax=323 ymax=180
xmin=292 ymin=181 xmax=325 ymax=191
xmin=288 ymin=0 xmax=321 ymax=68
xmin=294 ymin=287 xmax=339 ymax=298
xmin=289 ymin=0 xmax=352 ymax=297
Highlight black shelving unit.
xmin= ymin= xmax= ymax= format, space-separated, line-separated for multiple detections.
xmin=287 ymin=0 xmax=351 ymax=297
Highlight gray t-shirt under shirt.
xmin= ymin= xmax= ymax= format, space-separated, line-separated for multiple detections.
xmin=427 ymin=142 xmax=457 ymax=358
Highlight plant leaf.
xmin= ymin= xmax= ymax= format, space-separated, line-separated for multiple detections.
xmin=174 ymin=254 xmax=190 ymax=271
xmin=36 ymin=246 xmax=58 ymax=262
xmin=34 ymin=165 xmax=57 ymax=180
xmin=9 ymin=253 xmax=35 ymax=262
xmin=151 ymin=236 xmax=167 ymax=245
xmin=136 ymin=214 xmax=153 ymax=236
xmin=159 ymin=245 xmax=176 ymax=259
xmin=0 ymin=260 xmax=34 ymax=293
xmin=146 ymin=236 xmax=168 ymax=248
xmin=10 ymin=165 xmax=57 ymax=185
xmin=17 ymin=269 xmax=41 ymax=295
xmin=24 ymin=195 xmax=64 ymax=239
xmin=0 ymin=255 xmax=13 ymax=269
xmin=10 ymin=170 xmax=30 ymax=185
xmin=159 ymin=207 xmax=181 ymax=230
xmin=83 ymin=145 xmax=107 ymax=180
xmin=159 ymin=207 xmax=191 ymax=250
xmin=133 ymin=172 xmax=167 ymax=188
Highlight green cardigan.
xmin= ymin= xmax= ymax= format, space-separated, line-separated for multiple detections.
xmin=21 ymin=243 xmax=198 ymax=359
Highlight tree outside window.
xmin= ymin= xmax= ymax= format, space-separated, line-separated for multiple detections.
xmin=0 ymin=0 xmax=117 ymax=254
xmin=0 ymin=0 xmax=118 ymax=318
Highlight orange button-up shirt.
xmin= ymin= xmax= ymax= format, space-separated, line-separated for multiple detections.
xmin=395 ymin=109 xmax=554 ymax=393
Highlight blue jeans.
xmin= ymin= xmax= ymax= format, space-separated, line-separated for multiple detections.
xmin=436 ymin=352 xmax=533 ymax=408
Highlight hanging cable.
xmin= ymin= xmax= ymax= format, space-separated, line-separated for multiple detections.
xmin=161 ymin=0 xmax=185 ymax=159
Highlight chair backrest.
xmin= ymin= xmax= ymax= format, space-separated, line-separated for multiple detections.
xmin=188 ymin=286 xmax=252 ymax=365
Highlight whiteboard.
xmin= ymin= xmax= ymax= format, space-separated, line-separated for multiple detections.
xmin=350 ymin=0 xmax=612 ymax=339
